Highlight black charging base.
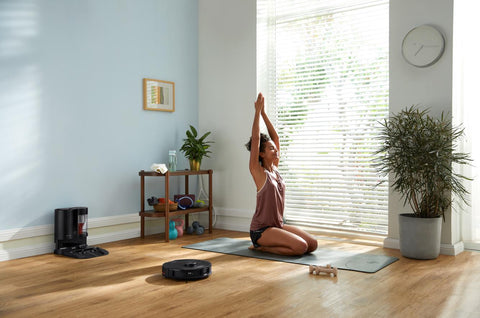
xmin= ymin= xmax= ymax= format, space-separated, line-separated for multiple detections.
xmin=54 ymin=245 xmax=109 ymax=259
xmin=54 ymin=207 xmax=109 ymax=259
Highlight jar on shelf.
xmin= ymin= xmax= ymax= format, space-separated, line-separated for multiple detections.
xmin=168 ymin=150 xmax=177 ymax=172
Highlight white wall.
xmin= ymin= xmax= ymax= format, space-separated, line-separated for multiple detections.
xmin=387 ymin=0 xmax=459 ymax=254
xmin=198 ymin=0 xmax=257 ymax=231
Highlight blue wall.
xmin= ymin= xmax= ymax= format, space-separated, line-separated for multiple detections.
xmin=0 ymin=0 xmax=198 ymax=230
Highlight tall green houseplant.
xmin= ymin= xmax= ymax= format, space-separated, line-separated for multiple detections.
xmin=180 ymin=125 xmax=213 ymax=171
xmin=375 ymin=106 xmax=471 ymax=218
xmin=374 ymin=106 xmax=471 ymax=259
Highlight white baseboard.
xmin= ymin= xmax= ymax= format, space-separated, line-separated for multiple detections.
xmin=383 ymin=237 xmax=465 ymax=256
xmin=464 ymin=241 xmax=480 ymax=251
xmin=212 ymin=207 xmax=251 ymax=232
xmin=0 ymin=213 xmax=144 ymax=262
xmin=443 ymin=241 xmax=465 ymax=256
xmin=0 ymin=228 xmax=140 ymax=262
xmin=88 ymin=228 xmax=140 ymax=246
xmin=0 ymin=242 xmax=54 ymax=262
xmin=0 ymin=224 xmax=53 ymax=242
xmin=383 ymin=237 xmax=399 ymax=250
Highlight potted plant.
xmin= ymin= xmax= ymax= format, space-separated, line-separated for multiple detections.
xmin=180 ymin=125 xmax=213 ymax=171
xmin=374 ymin=106 xmax=471 ymax=259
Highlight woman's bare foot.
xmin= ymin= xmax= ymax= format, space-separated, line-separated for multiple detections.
xmin=249 ymin=245 xmax=267 ymax=252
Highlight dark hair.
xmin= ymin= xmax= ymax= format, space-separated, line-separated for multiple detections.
xmin=245 ymin=133 xmax=270 ymax=164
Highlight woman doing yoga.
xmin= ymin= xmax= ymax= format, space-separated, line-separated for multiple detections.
xmin=246 ymin=93 xmax=318 ymax=256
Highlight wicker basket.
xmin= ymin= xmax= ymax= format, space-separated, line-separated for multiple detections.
xmin=153 ymin=202 xmax=178 ymax=212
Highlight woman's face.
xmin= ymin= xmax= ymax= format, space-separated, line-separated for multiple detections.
xmin=260 ymin=140 xmax=279 ymax=164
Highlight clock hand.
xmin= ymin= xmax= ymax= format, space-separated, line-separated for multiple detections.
xmin=414 ymin=44 xmax=424 ymax=56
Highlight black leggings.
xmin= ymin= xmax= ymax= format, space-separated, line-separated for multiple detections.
xmin=250 ymin=226 xmax=270 ymax=248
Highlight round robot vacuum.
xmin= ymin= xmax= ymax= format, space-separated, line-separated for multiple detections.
xmin=162 ymin=259 xmax=212 ymax=281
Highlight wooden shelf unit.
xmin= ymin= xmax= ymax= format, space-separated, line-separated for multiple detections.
xmin=138 ymin=169 xmax=213 ymax=241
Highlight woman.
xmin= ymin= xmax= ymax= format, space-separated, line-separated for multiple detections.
xmin=246 ymin=93 xmax=318 ymax=256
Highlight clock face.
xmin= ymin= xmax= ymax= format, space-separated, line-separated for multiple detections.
xmin=402 ymin=25 xmax=445 ymax=67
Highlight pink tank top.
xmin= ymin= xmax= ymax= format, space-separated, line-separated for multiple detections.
xmin=250 ymin=168 xmax=285 ymax=231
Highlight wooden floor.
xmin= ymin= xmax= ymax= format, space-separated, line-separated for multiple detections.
xmin=1 ymin=229 xmax=480 ymax=318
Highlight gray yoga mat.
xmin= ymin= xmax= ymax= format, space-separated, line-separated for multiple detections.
xmin=183 ymin=237 xmax=398 ymax=273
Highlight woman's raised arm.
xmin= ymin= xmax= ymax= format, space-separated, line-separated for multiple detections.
xmin=249 ymin=93 xmax=267 ymax=188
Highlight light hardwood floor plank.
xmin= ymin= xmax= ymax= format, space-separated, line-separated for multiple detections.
xmin=1 ymin=229 xmax=480 ymax=317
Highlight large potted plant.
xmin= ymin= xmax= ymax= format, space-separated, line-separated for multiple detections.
xmin=374 ymin=106 xmax=471 ymax=259
xmin=180 ymin=125 xmax=213 ymax=171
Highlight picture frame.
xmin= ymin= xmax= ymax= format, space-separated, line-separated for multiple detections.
xmin=143 ymin=78 xmax=175 ymax=112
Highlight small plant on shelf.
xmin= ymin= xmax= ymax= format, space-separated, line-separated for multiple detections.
xmin=180 ymin=125 xmax=213 ymax=171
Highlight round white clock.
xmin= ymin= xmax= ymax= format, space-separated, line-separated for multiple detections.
xmin=402 ymin=25 xmax=445 ymax=67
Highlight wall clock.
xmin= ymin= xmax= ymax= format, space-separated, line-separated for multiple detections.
xmin=401 ymin=25 xmax=445 ymax=67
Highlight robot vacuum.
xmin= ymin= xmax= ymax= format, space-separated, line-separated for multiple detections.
xmin=162 ymin=259 xmax=212 ymax=281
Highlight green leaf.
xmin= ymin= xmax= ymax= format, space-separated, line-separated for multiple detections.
xmin=190 ymin=125 xmax=198 ymax=137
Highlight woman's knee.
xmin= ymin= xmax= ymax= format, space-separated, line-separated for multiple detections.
xmin=291 ymin=239 xmax=309 ymax=255
xmin=307 ymin=239 xmax=318 ymax=253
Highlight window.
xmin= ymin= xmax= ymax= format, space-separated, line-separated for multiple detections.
xmin=454 ymin=1 xmax=480 ymax=250
xmin=257 ymin=0 xmax=389 ymax=235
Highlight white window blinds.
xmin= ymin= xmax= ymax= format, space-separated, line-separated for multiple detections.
xmin=257 ymin=0 xmax=389 ymax=235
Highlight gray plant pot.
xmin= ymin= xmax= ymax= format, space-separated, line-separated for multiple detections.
xmin=398 ymin=213 xmax=442 ymax=260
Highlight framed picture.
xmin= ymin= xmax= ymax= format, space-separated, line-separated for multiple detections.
xmin=143 ymin=78 xmax=175 ymax=112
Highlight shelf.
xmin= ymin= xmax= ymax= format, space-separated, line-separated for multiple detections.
xmin=139 ymin=170 xmax=211 ymax=177
xmin=138 ymin=169 xmax=213 ymax=241
xmin=139 ymin=207 xmax=210 ymax=218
